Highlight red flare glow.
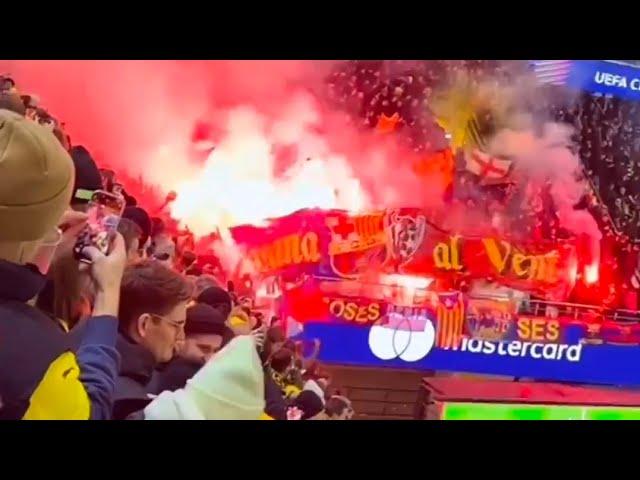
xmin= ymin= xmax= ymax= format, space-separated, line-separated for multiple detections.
xmin=584 ymin=263 xmax=599 ymax=285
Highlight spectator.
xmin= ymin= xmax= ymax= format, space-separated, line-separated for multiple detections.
xmin=141 ymin=336 xmax=265 ymax=420
xmin=192 ymin=274 xmax=221 ymax=297
xmin=149 ymin=303 xmax=234 ymax=393
xmin=258 ymin=325 xmax=290 ymax=420
xmin=112 ymin=259 xmax=192 ymax=419
xmin=0 ymin=76 xmax=26 ymax=115
xmin=36 ymin=240 xmax=95 ymax=331
xmin=262 ymin=325 xmax=287 ymax=363
xmin=318 ymin=394 xmax=354 ymax=420
xmin=36 ymin=144 xmax=104 ymax=330
xmin=263 ymin=372 xmax=289 ymax=420
xmin=178 ymin=250 xmax=197 ymax=273
xmin=117 ymin=217 xmax=143 ymax=264
xmin=0 ymin=109 xmax=125 ymax=420
xmin=181 ymin=303 xmax=234 ymax=363
xmin=69 ymin=146 xmax=103 ymax=212
xmin=267 ymin=347 xmax=301 ymax=399
xmin=302 ymin=361 xmax=331 ymax=402
xmin=122 ymin=206 xmax=152 ymax=253
xmin=150 ymin=234 xmax=176 ymax=268
xmin=289 ymin=390 xmax=324 ymax=420
xmin=197 ymin=285 xmax=233 ymax=319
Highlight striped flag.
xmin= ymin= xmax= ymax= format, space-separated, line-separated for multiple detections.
xmin=435 ymin=292 xmax=466 ymax=349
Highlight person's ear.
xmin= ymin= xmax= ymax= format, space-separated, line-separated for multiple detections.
xmin=136 ymin=313 xmax=153 ymax=338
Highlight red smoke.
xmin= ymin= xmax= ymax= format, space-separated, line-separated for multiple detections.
xmin=1 ymin=61 xmax=600 ymax=258
xmin=1 ymin=60 xmax=445 ymax=236
xmin=0 ymin=60 xmax=327 ymax=170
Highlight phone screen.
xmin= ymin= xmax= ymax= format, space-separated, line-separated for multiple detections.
xmin=75 ymin=190 xmax=125 ymax=263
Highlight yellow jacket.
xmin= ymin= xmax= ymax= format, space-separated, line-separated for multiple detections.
xmin=22 ymin=316 xmax=120 ymax=420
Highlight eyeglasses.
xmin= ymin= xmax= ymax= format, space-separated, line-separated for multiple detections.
xmin=151 ymin=313 xmax=186 ymax=332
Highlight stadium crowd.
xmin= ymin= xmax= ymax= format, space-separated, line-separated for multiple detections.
xmin=3 ymin=60 xmax=640 ymax=419
xmin=0 ymin=74 xmax=354 ymax=420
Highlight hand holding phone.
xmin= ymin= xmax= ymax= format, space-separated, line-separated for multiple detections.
xmin=73 ymin=190 xmax=125 ymax=265
xmin=82 ymin=233 xmax=126 ymax=287
xmin=84 ymin=233 xmax=127 ymax=317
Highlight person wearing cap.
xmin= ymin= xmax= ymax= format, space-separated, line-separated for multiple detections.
xmin=69 ymin=145 xmax=103 ymax=211
xmin=141 ymin=335 xmax=265 ymax=420
xmin=0 ymin=109 xmax=126 ymax=420
xmin=197 ymin=285 xmax=233 ymax=319
xmin=35 ymin=144 xmax=105 ymax=330
xmin=149 ymin=303 xmax=234 ymax=394
xmin=289 ymin=390 xmax=325 ymax=420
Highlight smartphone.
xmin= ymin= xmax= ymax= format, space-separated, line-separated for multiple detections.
xmin=73 ymin=190 xmax=125 ymax=264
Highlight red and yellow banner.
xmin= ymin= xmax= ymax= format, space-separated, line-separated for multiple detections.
xmin=230 ymin=208 xmax=577 ymax=298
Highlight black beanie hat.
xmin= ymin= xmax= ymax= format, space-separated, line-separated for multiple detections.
xmin=197 ymin=286 xmax=232 ymax=318
xmin=122 ymin=206 xmax=151 ymax=247
xmin=185 ymin=303 xmax=231 ymax=338
xmin=293 ymin=390 xmax=325 ymax=420
xmin=70 ymin=145 xmax=102 ymax=204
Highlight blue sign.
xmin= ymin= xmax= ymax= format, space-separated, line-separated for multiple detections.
xmin=531 ymin=60 xmax=640 ymax=101
xmin=294 ymin=321 xmax=640 ymax=387
xmin=569 ymin=60 xmax=640 ymax=101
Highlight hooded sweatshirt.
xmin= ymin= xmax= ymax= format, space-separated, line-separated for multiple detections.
xmin=143 ymin=336 xmax=265 ymax=420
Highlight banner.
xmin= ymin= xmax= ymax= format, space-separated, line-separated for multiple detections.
xmin=287 ymin=289 xmax=640 ymax=387
xmin=531 ymin=60 xmax=640 ymax=102
xmin=230 ymin=208 xmax=577 ymax=297
xmin=293 ymin=321 xmax=640 ymax=387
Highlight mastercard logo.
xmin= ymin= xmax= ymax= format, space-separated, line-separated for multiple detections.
xmin=368 ymin=314 xmax=436 ymax=362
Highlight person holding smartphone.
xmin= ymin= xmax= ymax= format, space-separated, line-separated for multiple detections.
xmin=35 ymin=145 xmax=106 ymax=330
xmin=0 ymin=109 xmax=126 ymax=420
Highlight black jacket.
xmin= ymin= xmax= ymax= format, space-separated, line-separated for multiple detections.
xmin=0 ymin=260 xmax=121 ymax=420
xmin=0 ymin=260 xmax=73 ymax=418
xmin=264 ymin=371 xmax=288 ymax=420
xmin=112 ymin=335 xmax=157 ymax=420
xmin=147 ymin=357 xmax=201 ymax=395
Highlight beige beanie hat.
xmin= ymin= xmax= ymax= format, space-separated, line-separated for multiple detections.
xmin=0 ymin=109 xmax=74 ymax=261
xmin=144 ymin=336 xmax=265 ymax=420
